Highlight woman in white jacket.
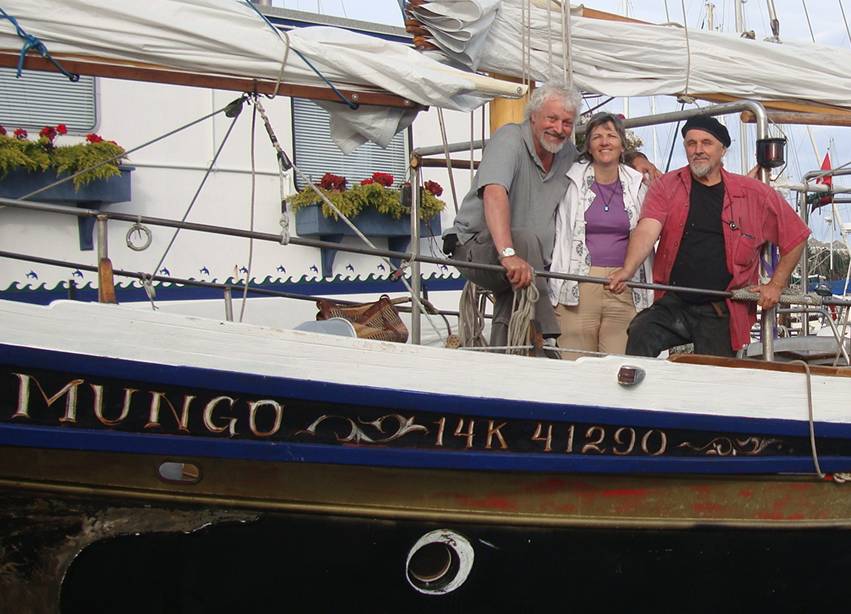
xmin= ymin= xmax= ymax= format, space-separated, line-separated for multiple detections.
xmin=549 ymin=112 xmax=653 ymax=354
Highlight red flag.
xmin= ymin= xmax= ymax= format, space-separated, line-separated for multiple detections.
xmin=817 ymin=152 xmax=832 ymax=205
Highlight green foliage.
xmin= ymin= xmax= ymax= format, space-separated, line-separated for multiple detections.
xmin=52 ymin=141 xmax=126 ymax=189
xmin=0 ymin=134 xmax=125 ymax=190
xmin=288 ymin=181 xmax=445 ymax=221
xmin=0 ymin=135 xmax=50 ymax=176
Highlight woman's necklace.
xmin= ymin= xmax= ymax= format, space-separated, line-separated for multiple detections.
xmin=592 ymin=178 xmax=622 ymax=212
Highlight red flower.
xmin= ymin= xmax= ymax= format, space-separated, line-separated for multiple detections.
xmin=360 ymin=178 xmax=375 ymax=185
xmin=0 ymin=125 xmax=6 ymax=136
xmin=85 ymin=133 xmax=104 ymax=143
xmin=13 ymin=128 xmax=27 ymax=140
xmin=39 ymin=126 xmax=57 ymax=142
xmin=424 ymin=180 xmax=444 ymax=197
xmin=319 ymin=172 xmax=347 ymax=191
xmin=371 ymin=172 xmax=394 ymax=188
xmin=55 ymin=124 xmax=67 ymax=135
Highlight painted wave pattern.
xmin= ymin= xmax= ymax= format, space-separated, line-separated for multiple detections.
xmin=1 ymin=272 xmax=465 ymax=303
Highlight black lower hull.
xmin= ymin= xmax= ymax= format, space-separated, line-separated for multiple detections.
xmin=5 ymin=490 xmax=851 ymax=614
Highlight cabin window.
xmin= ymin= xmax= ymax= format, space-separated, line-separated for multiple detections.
xmin=291 ymin=97 xmax=409 ymax=188
xmin=0 ymin=68 xmax=97 ymax=132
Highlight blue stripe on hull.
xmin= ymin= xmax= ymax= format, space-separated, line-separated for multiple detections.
xmin=0 ymin=342 xmax=848 ymax=447
xmin=0 ymin=423 xmax=845 ymax=474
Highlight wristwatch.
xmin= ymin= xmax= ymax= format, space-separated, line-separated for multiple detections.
xmin=498 ymin=247 xmax=516 ymax=260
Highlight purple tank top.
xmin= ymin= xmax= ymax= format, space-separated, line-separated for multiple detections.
xmin=585 ymin=179 xmax=629 ymax=267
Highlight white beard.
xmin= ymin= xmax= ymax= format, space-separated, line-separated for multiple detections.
xmin=690 ymin=160 xmax=713 ymax=178
xmin=540 ymin=137 xmax=565 ymax=154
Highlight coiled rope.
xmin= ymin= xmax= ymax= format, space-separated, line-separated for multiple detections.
xmin=458 ymin=281 xmax=488 ymax=347
xmin=507 ymin=282 xmax=539 ymax=356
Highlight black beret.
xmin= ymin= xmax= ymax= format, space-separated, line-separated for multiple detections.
xmin=681 ymin=116 xmax=731 ymax=148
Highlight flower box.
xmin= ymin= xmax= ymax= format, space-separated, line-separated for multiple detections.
xmin=295 ymin=204 xmax=442 ymax=278
xmin=0 ymin=166 xmax=133 ymax=251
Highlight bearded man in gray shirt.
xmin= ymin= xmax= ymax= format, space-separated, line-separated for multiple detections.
xmin=448 ymin=83 xmax=582 ymax=349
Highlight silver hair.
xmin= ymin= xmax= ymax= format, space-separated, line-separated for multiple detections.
xmin=524 ymin=82 xmax=582 ymax=122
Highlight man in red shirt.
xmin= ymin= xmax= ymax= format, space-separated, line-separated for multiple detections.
xmin=608 ymin=116 xmax=809 ymax=357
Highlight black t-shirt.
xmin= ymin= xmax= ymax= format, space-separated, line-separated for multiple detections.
xmin=669 ymin=178 xmax=732 ymax=304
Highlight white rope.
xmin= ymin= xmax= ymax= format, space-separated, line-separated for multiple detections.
xmin=238 ymin=101 xmax=258 ymax=323
xmin=507 ymin=282 xmax=539 ymax=356
xmin=268 ymin=30 xmax=292 ymax=99
xmin=791 ymin=360 xmax=824 ymax=478
xmin=253 ymin=100 xmax=291 ymax=245
xmin=680 ymin=0 xmax=693 ymax=99
xmin=458 ymin=281 xmax=488 ymax=347
xmin=141 ymin=274 xmax=157 ymax=311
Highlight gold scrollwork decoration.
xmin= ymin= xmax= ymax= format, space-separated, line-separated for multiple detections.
xmin=677 ymin=436 xmax=781 ymax=457
xmin=297 ymin=414 xmax=428 ymax=444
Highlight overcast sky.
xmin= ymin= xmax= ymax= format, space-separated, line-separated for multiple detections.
xmin=274 ymin=0 xmax=851 ymax=241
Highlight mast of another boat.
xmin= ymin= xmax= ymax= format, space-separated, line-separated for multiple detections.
xmin=735 ymin=0 xmax=750 ymax=174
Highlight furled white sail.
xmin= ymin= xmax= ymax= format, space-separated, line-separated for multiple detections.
xmin=409 ymin=0 xmax=851 ymax=111
xmin=0 ymin=0 xmax=525 ymax=151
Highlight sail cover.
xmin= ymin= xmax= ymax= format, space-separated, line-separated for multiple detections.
xmin=409 ymin=0 xmax=851 ymax=111
xmin=0 ymin=0 xmax=525 ymax=151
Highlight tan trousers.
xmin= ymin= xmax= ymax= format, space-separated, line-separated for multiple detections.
xmin=555 ymin=266 xmax=637 ymax=355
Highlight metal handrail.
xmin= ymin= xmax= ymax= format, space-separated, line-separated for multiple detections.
xmin=4 ymin=195 xmax=848 ymax=306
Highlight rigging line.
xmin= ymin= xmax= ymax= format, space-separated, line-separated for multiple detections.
xmin=664 ymin=0 xmax=671 ymax=22
xmin=546 ymin=0 xmax=553 ymax=76
xmin=562 ymin=0 xmax=574 ymax=89
xmin=149 ymin=107 xmax=244 ymax=288
xmin=802 ymin=0 xmax=816 ymax=42
xmin=841 ymin=0 xmax=851 ymax=46
xmin=436 ymin=108 xmax=460 ymax=214
xmin=0 ymin=7 xmax=78 ymax=81
xmin=289 ymin=161 xmax=446 ymax=341
xmin=239 ymin=101 xmax=259 ymax=323
xmin=290 ymin=48 xmax=358 ymax=109
xmin=582 ymin=96 xmax=616 ymax=116
xmin=664 ymin=102 xmax=686 ymax=172
xmin=16 ymin=97 xmax=247 ymax=203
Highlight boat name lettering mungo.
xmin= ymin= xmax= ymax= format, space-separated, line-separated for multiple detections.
xmin=2 ymin=367 xmax=827 ymax=460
